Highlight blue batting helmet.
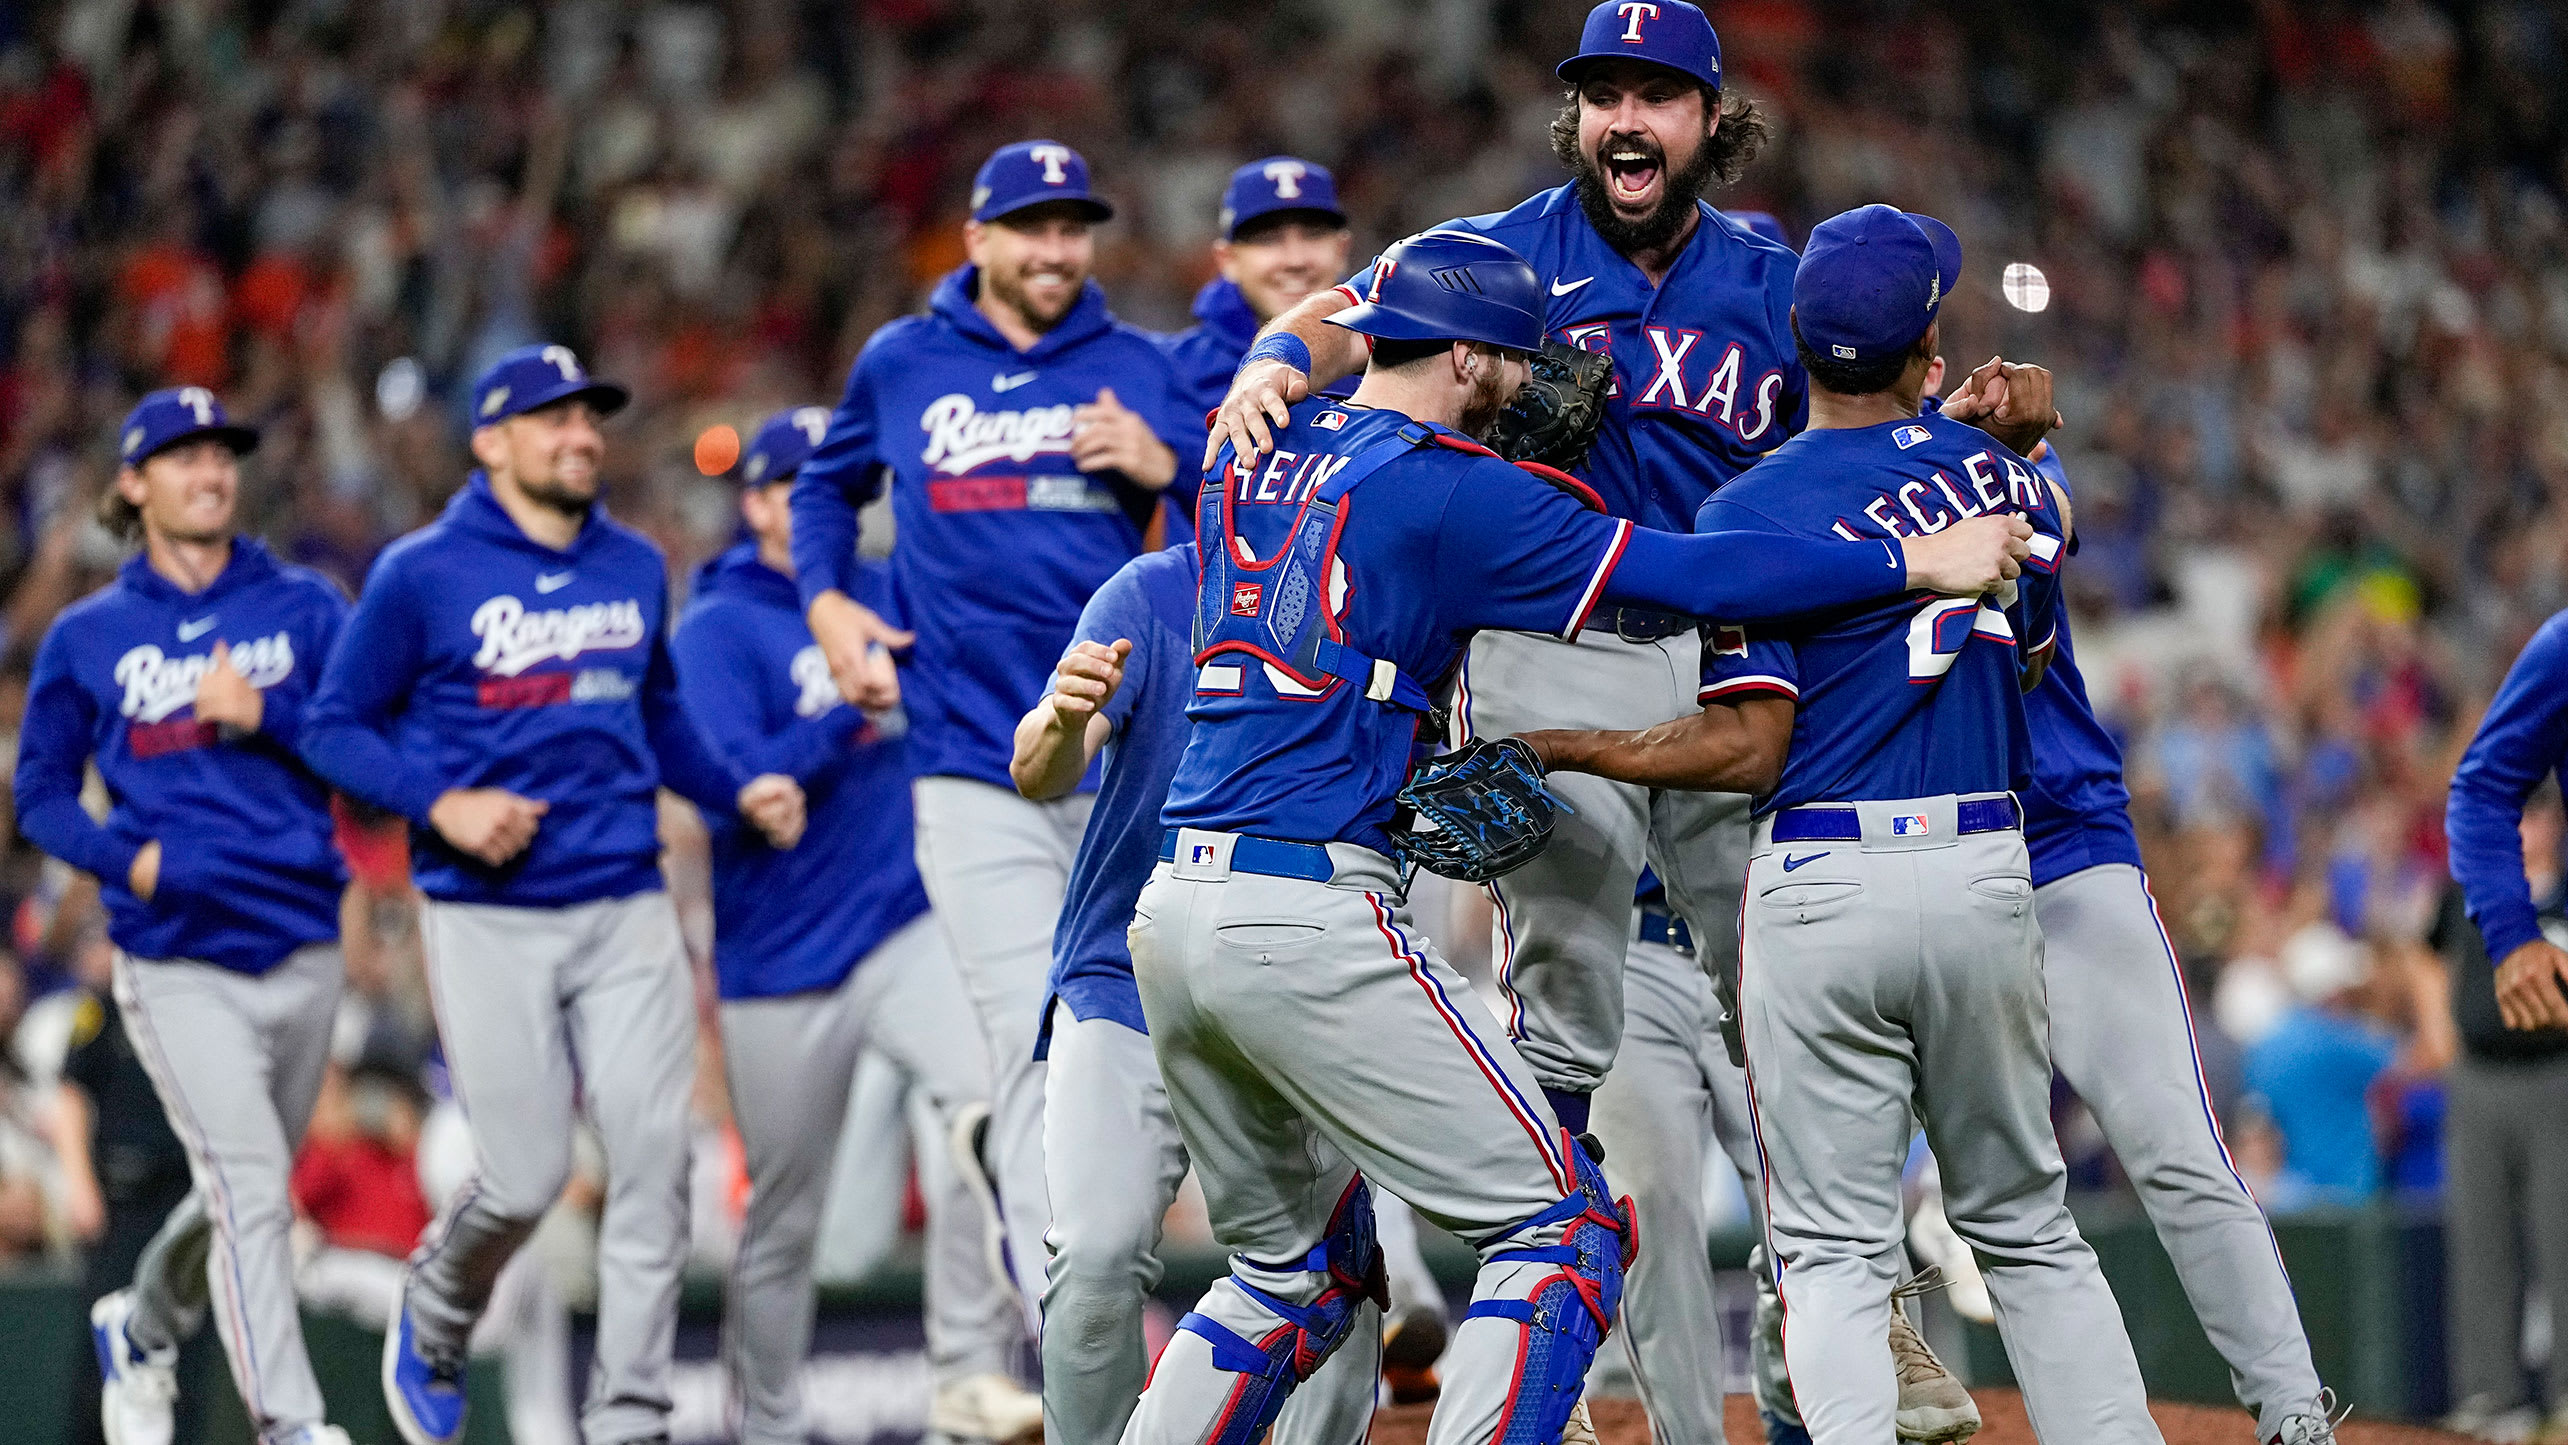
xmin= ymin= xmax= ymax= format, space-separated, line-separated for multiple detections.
xmin=1326 ymin=231 xmax=1545 ymax=354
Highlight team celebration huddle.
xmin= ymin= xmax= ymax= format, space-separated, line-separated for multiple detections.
xmin=29 ymin=4 xmax=2398 ymax=1445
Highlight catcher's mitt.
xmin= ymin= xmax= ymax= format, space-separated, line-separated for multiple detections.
xmin=1394 ymin=736 xmax=1567 ymax=883
xmin=1489 ymin=341 xmax=1614 ymax=473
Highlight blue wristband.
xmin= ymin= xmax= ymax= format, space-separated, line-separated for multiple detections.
xmin=1242 ymin=332 xmax=1313 ymax=375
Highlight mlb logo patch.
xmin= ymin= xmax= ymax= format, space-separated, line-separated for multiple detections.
xmin=1893 ymin=425 xmax=1932 ymax=450
xmin=1713 ymin=624 xmax=1749 ymax=657
xmin=1314 ymin=411 xmax=1348 ymax=431
xmin=1190 ymin=844 xmax=1218 ymax=865
xmin=1890 ymin=814 xmax=1931 ymax=836
xmin=1230 ymin=581 xmax=1264 ymax=617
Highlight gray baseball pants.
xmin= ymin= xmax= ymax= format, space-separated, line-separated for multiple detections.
xmin=411 ymin=892 xmax=696 ymax=1445
xmin=1458 ymin=626 xmax=1749 ymax=1097
xmin=1122 ymin=836 xmax=1598 ymax=1445
xmin=2039 ymin=863 xmax=2322 ymax=1432
xmin=1590 ymin=925 xmax=1779 ymax=1443
xmin=2442 ymin=1052 xmax=2568 ymax=1410
xmin=1740 ymin=799 xmax=2157 ymax=1443
xmin=1042 ymin=1008 xmax=1380 ymax=1445
xmin=914 ymin=775 xmax=1094 ymax=1331
xmin=116 ymin=943 xmax=342 ymax=1445
xmin=718 ymin=912 xmax=1016 ymax=1445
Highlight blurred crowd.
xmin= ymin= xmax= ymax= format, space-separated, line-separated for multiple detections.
xmin=0 ymin=0 xmax=2558 ymax=1393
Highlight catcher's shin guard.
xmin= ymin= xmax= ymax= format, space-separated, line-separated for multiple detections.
xmin=1175 ymin=1176 xmax=1390 ymax=1445
xmin=1472 ymin=1133 xmax=1638 ymax=1445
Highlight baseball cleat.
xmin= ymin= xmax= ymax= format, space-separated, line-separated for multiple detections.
xmin=945 ymin=1101 xmax=1015 ymax=1298
xmin=382 ymin=1282 xmax=468 ymax=1445
xmin=1561 ymin=1398 xmax=1600 ymax=1445
xmin=1889 ymin=1271 xmax=1979 ymax=1443
xmin=1381 ymin=1300 xmax=1448 ymax=1404
xmin=2441 ymin=1400 xmax=2540 ymax=1444
xmin=2266 ymin=1389 xmax=2350 ymax=1445
xmin=92 ymin=1289 xmax=178 ymax=1445
xmin=928 ymin=1371 xmax=1044 ymax=1443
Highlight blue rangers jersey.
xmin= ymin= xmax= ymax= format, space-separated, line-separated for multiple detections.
xmin=2015 ymin=445 xmax=2143 ymax=886
xmin=1697 ymin=412 xmax=2066 ymax=814
xmin=1161 ymin=399 xmax=1920 ymax=858
xmin=16 ymin=539 xmax=349 ymax=972
xmin=789 ymin=266 xmax=1203 ymax=789
xmin=1343 ymin=190 xmax=1805 ymax=533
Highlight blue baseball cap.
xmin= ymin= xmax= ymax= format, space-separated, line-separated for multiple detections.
xmin=119 ymin=388 xmax=259 ymax=466
xmin=1722 ymin=209 xmax=1789 ymax=247
xmin=971 ymin=141 xmax=1114 ymax=225
xmin=1558 ymin=0 xmax=1722 ymax=91
xmin=1220 ymin=157 xmax=1345 ymax=240
xmin=471 ymin=344 xmax=629 ymax=428
xmin=736 ymin=406 xmax=833 ymax=487
xmin=1328 ymin=230 xmax=1545 ymax=354
xmin=1792 ymin=205 xmax=1963 ymax=370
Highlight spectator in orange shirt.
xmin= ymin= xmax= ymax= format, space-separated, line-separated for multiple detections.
xmin=115 ymin=206 xmax=229 ymax=389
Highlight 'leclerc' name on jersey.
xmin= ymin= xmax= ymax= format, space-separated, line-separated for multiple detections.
xmin=1822 ymin=423 xmax=2049 ymax=540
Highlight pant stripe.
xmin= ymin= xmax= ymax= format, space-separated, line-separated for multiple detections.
xmin=1454 ymin=648 xmax=1533 ymax=1042
xmin=1365 ymin=894 xmax=1569 ymax=1193
xmin=117 ymin=963 xmax=270 ymax=1420
xmin=2128 ymin=870 xmax=2291 ymax=1275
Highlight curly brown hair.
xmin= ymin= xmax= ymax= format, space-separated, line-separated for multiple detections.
xmin=1547 ymin=85 xmax=1770 ymax=188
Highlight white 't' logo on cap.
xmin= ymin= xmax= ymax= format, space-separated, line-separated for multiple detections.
xmin=1030 ymin=145 xmax=1072 ymax=184
xmin=1263 ymin=160 xmax=1307 ymax=198
xmin=1617 ymin=2 xmax=1660 ymax=41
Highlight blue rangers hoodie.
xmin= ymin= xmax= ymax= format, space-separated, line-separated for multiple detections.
xmin=672 ymin=543 xmax=929 ymax=1000
xmin=16 ymin=538 xmax=349 ymax=972
xmin=299 ymin=474 xmax=747 ymax=906
xmin=790 ymin=265 xmax=1202 ymax=789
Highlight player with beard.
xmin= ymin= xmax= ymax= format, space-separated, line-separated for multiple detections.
xmin=790 ymin=141 xmax=1201 ymax=1333
xmin=1207 ymin=4 xmax=1983 ymax=1437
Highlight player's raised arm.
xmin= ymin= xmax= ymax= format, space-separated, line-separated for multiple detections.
xmin=1012 ymin=639 xmax=1130 ymax=802
xmin=1599 ymin=510 xmax=2029 ymax=622
xmin=1205 ymin=284 xmax=1370 ymax=468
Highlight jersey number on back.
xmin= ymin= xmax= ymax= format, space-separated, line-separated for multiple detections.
xmin=1906 ymin=597 xmax=1980 ymax=681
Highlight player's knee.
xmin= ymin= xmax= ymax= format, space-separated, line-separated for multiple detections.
xmin=1468 ymin=1137 xmax=1638 ymax=1445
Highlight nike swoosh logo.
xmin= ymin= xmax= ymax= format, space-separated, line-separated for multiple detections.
xmin=176 ymin=617 xmax=217 ymax=642
xmin=535 ymin=572 xmax=575 ymax=594
xmin=992 ymin=371 xmax=1039 ymax=392
xmin=1781 ymin=852 xmax=1829 ymax=872
xmin=1550 ymin=276 xmax=1594 ymax=296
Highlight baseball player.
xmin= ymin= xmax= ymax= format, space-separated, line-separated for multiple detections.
xmin=1123 ymin=227 xmax=2027 ymax=1445
xmin=1205 ymin=10 xmax=2004 ymax=1425
xmin=1162 ymin=157 xmax=1355 ymax=419
xmin=1940 ymin=423 xmax=2345 ymax=1442
xmin=19 ymin=390 xmax=352 ymax=1445
xmin=1517 ymin=205 xmax=2157 ymax=1441
xmin=299 ymin=345 xmax=807 ymax=1445
xmin=791 ymin=140 xmax=1201 ymax=1323
xmin=673 ymin=408 xmax=1040 ymax=1445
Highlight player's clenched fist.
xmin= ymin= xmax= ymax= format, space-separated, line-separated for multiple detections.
xmin=1206 ymin=358 xmax=1310 ymax=470
xmin=1901 ymin=514 xmax=2034 ymax=596
xmin=1072 ymin=388 xmax=1177 ymax=490
xmin=193 ymin=640 xmax=264 ymax=732
xmin=429 ymin=787 xmax=550 ymax=867
xmin=1048 ymin=639 xmax=1132 ymax=723
xmin=737 ymin=773 xmax=808 ymax=851
xmin=807 ymin=589 xmax=912 ymax=710
xmin=1940 ymin=355 xmax=2062 ymax=459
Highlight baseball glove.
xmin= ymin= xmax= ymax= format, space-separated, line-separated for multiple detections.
xmin=1489 ymin=341 xmax=1615 ymax=473
xmin=1394 ymin=736 xmax=1567 ymax=883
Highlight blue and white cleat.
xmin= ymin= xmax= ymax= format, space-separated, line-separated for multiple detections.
xmin=382 ymin=1282 xmax=467 ymax=1445
xmin=91 ymin=1289 xmax=178 ymax=1445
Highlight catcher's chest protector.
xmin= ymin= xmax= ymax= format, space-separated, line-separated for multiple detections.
xmin=1192 ymin=423 xmax=1444 ymax=716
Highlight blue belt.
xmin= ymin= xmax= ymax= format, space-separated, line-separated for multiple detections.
xmin=1160 ymin=830 xmax=1336 ymax=883
xmin=1768 ymin=795 xmax=2021 ymax=843
xmin=1636 ymin=907 xmax=1693 ymax=954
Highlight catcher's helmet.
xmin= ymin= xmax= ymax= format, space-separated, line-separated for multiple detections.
xmin=1328 ymin=231 xmax=1545 ymax=355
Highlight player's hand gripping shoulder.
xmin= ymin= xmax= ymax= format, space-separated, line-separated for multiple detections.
xmin=429 ymin=787 xmax=550 ymax=867
xmin=1207 ymin=357 xmax=1312 ymax=471
xmin=1901 ymin=513 xmax=2034 ymax=596
xmin=1938 ymin=356 xmax=2062 ymax=459
xmin=737 ymin=774 xmax=808 ymax=851
xmin=806 ymin=590 xmax=912 ymax=710
xmin=1012 ymin=638 xmax=1130 ymax=802
xmin=191 ymin=640 xmax=264 ymax=733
